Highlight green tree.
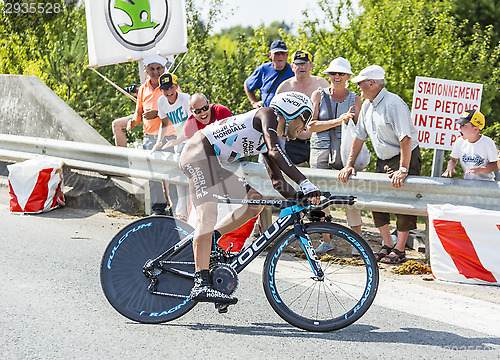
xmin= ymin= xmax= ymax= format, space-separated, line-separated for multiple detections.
xmin=445 ymin=0 xmax=500 ymax=46
xmin=304 ymin=0 xmax=500 ymax=175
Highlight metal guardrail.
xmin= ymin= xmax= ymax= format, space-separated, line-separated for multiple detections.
xmin=1 ymin=134 xmax=500 ymax=216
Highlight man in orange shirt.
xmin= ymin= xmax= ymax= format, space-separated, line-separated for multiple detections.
xmin=128 ymin=55 xmax=176 ymax=215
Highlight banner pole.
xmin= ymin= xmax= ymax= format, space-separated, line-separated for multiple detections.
xmin=90 ymin=68 xmax=137 ymax=103
xmin=171 ymin=52 xmax=188 ymax=74
xmin=138 ymin=60 xmax=147 ymax=85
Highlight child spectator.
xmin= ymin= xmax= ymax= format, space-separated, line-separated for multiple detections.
xmin=442 ymin=110 xmax=498 ymax=181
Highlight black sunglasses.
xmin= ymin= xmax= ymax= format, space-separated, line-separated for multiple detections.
xmin=328 ymin=72 xmax=346 ymax=76
xmin=193 ymin=104 xmax=210 ymax=114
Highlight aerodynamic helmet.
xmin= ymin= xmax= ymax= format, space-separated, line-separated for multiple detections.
xmin=270 ymin=91 xmax=314 ymax=126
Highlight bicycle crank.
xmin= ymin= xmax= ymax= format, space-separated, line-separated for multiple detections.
xmin=211 ymin=263 xmax=238 ymax=313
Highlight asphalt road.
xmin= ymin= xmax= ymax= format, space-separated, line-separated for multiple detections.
xmin=1 ymin=190 xmax=500 ymax=359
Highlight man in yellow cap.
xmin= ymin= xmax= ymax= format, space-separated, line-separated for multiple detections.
xmin=151 ymin=72 xmax=192 ymax=218
xmin=442 ymin=109 xmax=498 ymax=181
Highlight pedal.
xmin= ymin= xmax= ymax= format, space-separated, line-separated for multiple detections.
xmin=215 ymin=303 xmax=229 ymax=314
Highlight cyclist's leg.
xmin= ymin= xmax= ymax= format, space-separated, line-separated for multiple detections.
xmin=193 ymin=201 xmax=218 ymax=271
xmin=190 ymin=201 xmax=237 ymax=304
xmin=179 ymin=137 xmax=238 ymax=304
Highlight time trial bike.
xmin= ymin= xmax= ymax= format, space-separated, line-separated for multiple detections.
xmin=100 ymin=192 xmax=379 ymax=332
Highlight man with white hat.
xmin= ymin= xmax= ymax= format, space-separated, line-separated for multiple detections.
xmin=338 ymin=65 xmax=422 ymax=265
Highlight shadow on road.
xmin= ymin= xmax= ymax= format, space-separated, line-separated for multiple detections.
xmin=161 ymin=322 xmax=500 ymax=349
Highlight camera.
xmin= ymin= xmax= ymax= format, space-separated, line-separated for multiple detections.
xmin=124 ymin=84 xmax=138 ymax=95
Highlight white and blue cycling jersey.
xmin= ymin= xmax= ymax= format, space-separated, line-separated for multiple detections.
xmin=201 ymin=109 xmax=268 ymax=163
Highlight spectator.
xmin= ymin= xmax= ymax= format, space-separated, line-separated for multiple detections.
xmin=308 ymin=57 xmax=363 ymax=254
xmin=442 ymin=110 xmax=498 ymax=181
xmin=244 ymin=40 xmax=294 ymax=109
xmin=111 ymin=84 xmax=138 ymax=147
xmin=183 ymin=93 xmax=232 ymax=140
xmin=127 ymin=55 xmax=174 ymax=215
xmin=111 ymin=55 xmax=174 ymax=147
xmin=338 ymin=65 xmax=422 ymax=265
xmin=276 ymin=50 xmax=329 ymax=167
xmin=152 ymin=73 xmax=191 ymax=219
xmin=166 ymin=94 xmax=232 ymax=145
xmin=158 ymin=93 xmax=232 ymax=222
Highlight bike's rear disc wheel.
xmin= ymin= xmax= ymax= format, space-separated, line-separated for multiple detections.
xmin=263 ymin=222 xmax=379 ymax=332
xmin=101 ymin=216 xmax=196 ymax=323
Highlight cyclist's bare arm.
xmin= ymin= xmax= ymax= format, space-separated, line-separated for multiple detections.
xmin=255 ymin=108 xmax=307 ymax=195
xmin=262 ymin=153 xmax=297 ymax=199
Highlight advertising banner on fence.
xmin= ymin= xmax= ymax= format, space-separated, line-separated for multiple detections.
xmin=411 ymin=77 xmax=483 ymax=151
xmin=84 ymin=0 xmax=187 ymax=67
xmin=428 ymin=204 xmax=500 ymax=285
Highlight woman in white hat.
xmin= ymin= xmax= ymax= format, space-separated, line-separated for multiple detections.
xmin=308 ymin=57 xmax=363 ymax=254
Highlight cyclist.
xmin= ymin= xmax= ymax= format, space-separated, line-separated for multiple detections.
xmin=179 ymin=91 xmax=321 ymax=304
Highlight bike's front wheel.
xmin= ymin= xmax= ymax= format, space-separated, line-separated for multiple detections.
xmin=100 ymin=216 xmax=196 ymax=324
xmin=263 ymin=222 xmax=379 ymax=332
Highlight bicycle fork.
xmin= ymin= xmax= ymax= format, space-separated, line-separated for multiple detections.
xmin=294 ymin=222 xmax=325 ymax=281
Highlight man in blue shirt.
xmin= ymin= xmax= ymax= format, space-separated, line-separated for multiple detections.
xmin=244 ymin=40 xmax=294 ymax=108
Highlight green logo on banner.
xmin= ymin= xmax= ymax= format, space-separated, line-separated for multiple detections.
xmin=105 ymin=0 xmax=171 ymax=51
xmin=114 ymin=0 xmax=158 ymax=34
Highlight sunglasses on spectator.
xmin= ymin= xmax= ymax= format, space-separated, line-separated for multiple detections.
xmin=193 ymin=104 xmax=210 ymax=114
xmin=328 ymin=72 xmax=346 ymax=76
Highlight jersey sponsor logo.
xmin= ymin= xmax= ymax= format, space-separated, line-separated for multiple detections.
xmin=184 ymin=164 xmax=208 ymax=199
xmin=242 ymin=137 xmax=254 ymax=156
xmin=461 ymin=154 xmax=485 ymax=167
xmin=212 ymin=122 xmax=247 ymax=140
xmin=166 ymin=106 xmax=188 ymax=125
xmin=105 ymin=0 xmax=171 ymax=51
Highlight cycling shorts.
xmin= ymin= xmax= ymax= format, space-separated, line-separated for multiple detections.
xmin=179 ymin=135 xmax=250 ymax=206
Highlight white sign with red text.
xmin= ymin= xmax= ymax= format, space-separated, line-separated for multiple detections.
xmin=411 ymin=77 xmax=483 ymax=150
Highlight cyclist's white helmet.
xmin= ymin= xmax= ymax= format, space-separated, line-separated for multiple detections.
xmin=270 ymin=91 xmax=314 ymax=128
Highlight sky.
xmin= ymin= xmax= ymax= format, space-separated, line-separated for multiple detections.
xmin=210 ymin=0 xmax=330 ymax=34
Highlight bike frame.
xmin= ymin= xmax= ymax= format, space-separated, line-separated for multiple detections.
xmin=147 ymin=195 xmax=355 ymax=283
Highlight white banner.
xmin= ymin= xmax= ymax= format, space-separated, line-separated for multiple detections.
xmin=84 ymin=0 xmax=188 ymax=67
xmin=411 ymin=77 xmax=483 ymax=151
xmin=428 ymin=204 xmax=500 ymax=285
